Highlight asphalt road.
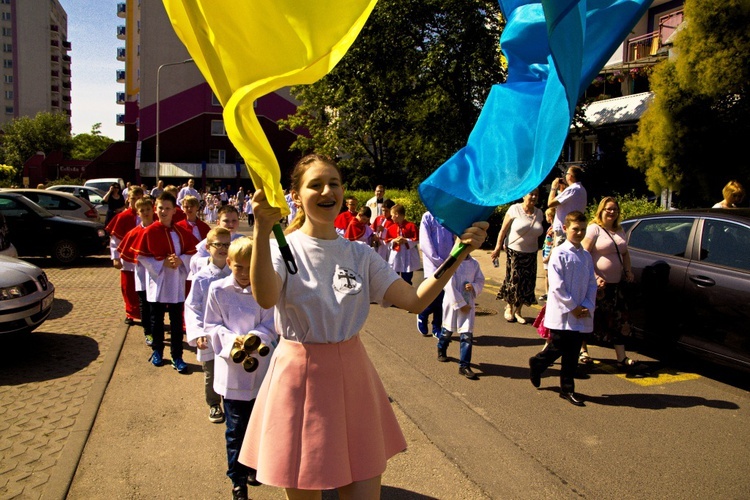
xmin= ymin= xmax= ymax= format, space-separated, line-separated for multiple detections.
xmin=2 ymin=245 xmax=750 ymax=499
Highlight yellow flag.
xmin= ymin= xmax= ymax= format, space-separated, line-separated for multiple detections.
xmin=162 ymin=0 xmax=378 ymax=214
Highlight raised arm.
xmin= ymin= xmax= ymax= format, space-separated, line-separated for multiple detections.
xmin=250 ymin=189 xmax=283 ymax=309
xmin=384 ymin=221 xmax=488 ymax=313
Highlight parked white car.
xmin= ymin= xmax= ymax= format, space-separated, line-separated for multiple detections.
xmin=0 ymin=254 xmax=55 ymax=334
xmin=84 ymin=177 xmax=126 ymax=195
xmin=47 ymin=185 xmax=108 ymax=222
xmin=0 ymin=189 xmax=100 ymax=222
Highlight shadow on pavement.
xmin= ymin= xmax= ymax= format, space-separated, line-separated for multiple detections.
xmin=585 ymin=393 xmax=740 ymax=410
xmin=321 ymin=486 xmax=437 ymax=499
xmin=48 ymin=298 xmax=73 ymax=320
xmin=0 ymin=331 xmax=99 ymax=385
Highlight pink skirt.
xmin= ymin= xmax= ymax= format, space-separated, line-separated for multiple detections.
xmin=238 ymin=335 xmax=407 ymax=490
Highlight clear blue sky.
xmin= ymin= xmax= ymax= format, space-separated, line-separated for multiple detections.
xmin=61 ymin=0 xmax=123 ymax=141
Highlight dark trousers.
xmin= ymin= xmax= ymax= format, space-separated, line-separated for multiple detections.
xmin=398 ymin=271 xmax=414 ymax=285
xmin=530 ymin=329 xmax=584 ymax=394
xmin=136 ymin=291 xmax=152 ymax=337
xmin=149 ymin=301 xmax=184 ymax=360
xmin=224 ymin=398 xmax=256 ymax=486
xmin=418 ymin=290 xmax=444 ymax=335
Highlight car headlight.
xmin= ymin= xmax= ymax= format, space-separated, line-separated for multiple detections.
xmin=0 ymin=284 xmax=29 ymax=300
xmin=97 ymin=229 xmax=107 ymax=238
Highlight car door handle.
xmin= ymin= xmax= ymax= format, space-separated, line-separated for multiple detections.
xmin=689 ymin=275 xmax=715 ymax=287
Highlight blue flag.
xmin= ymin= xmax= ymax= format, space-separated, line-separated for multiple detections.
xmin=418 ymin=0 xmax=653 ymax=235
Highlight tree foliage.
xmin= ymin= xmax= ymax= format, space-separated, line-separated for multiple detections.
xmin=0 ymin=112 xmax=73 ymax=172
xmin=625 ymin=0 xmax=750 ymax=206
xmin=71 ymin=123 xmax=115 ymax=160
xmin=279 ymin=0 xmax=505 ymax=190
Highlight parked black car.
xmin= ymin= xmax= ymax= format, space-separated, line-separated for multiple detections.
xmin=0 ymin=192 xmax=108 ymax=264
xmin=621 ymin=208 xmax=750 ymax=371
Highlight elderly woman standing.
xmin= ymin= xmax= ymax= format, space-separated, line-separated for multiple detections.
xmin=581 ymin=196 xmax=641 ymax=370
xmin=491 ymin=189 xmax=544 ymax=323
xmin=713 ymin=180 xmax=745 ymax=208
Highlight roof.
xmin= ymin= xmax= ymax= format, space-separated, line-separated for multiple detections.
xmin=578 ymin=92 xmax=654 ymax=127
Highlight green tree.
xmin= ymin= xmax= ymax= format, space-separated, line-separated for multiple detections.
xmin=625 ymin=0 xmax=750 ymax=207
xmin=279 ymin=0 xmax=505 ymax=190
xmin=0 ymin=112 xmax=73 ymax=175
xmin=71 ymin=123 xmax=115 ymax=160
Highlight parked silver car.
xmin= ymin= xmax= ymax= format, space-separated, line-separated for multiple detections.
xmin=0 ymin=188 xmax=100 ymax=222
xmin=47 ymin=185 xmax=108 ymax=222
xmin=621 ymin=208 xmax=750 ymax=370
xmin=0 ymin=255 xmax=55 ymax=334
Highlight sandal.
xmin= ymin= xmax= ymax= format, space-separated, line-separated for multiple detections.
xmin=579 ymin=350 xmax=593 ymax=364
xmin=617 ymin=356 xmax=644 ymax=372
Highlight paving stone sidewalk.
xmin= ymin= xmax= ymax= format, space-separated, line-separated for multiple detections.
xmin=0 ymin=256 xmax=124 ymax=500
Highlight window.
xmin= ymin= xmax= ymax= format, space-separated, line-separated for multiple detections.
xmin=4 ymin=90 xmax=11 ymax=99
xmin=700 ymin=219 xmax=750 ymax=271
xmin=4 ymin=105 xmax=12 ymax=114
xmin=4 ymin=74 xmax=11 ymax=83
xmin=1 ymin=12 xmax=10 ymax=21
xmin=210 ymin=120 xmax=226 ymax=136
xmin=211 ymin=93 xmax=222 ymax=107
xmin=2 ymin=43 xmax=10 ymax=52
xmin=2 ymin=28 xmax=10 ymax=36
xmin=209 ymin=149 xmax=226 ymax=164
xmin=3 ymin=59 xmax=11 ymax=68
xmin=627 ymin=218 xmax=692 ymax=257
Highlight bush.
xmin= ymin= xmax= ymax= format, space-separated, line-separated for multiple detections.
xmin=45 ymin=176 xmax=85 ymax=188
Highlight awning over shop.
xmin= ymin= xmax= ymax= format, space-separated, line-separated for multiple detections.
xmin=578 ymin=91 xmax=654 ymax=127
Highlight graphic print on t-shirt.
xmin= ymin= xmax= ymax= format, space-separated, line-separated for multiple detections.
xmin=332 ymin=265 xmax=363 ymax=295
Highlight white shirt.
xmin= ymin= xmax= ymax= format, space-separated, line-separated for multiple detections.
xmin=184 ymin=262 xmax=231 ymax=361
xmin=177 ymin=186 xmax=201 ymax=205
xmin=442 ymin=256 xmax=484 ymax=333
xmin=544 ymin=241 xmax=597 ymax=333
xmin=553 ymin=182 xmax=587 ymax=232
xmin=205 ymin=275 xmax=276 ymax=401
xmin=505 ymin=203 xmax=544 ymax=253
xmin=190 ymin=232 xmax=245 ymax=278
xmin=139 ymin=231 xmax=191 ymax=303
xmin=272 ymin=230 xmax=401 ymax=344
xmin=366 ymin=195 xmax=383 ymax=217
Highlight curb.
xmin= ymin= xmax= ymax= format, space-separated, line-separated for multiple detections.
xmin=43 ymin=323 xmax=130 ymax=500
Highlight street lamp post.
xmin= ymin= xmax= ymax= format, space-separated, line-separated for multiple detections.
xmin=155 ymin=58 xmax=193 ymax=186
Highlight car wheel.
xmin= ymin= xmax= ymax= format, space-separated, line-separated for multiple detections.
xmin=52 ymin=239 xmax=80 ymax=264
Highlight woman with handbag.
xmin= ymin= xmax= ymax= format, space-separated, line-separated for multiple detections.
xmin=491 ymin=188 xmax=544 ymax=323
xmin=581 ymin=196 xmax=641 ymax=371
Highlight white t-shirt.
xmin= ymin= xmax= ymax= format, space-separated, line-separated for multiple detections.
xmin=506 ymin=203 xmax=544 ymax=253
xmin=553 ymin=182 xmax=587 ymax=231
xmin=271 ymin=231 xmax=401 ymax=344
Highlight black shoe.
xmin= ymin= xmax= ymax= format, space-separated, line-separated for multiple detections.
xmin=459 ymin=366 xmax=478 ymax=380
xmin=559 ymin=392 xmax=585 ymax=406
xmin=247 ymin=469 xmax=262 ymax=487
xmin=437 ymin=350 xmax=448 ymax=362
xmin=232 ymin=484 xmax=249 ymax=500
xmin=529 ymin=357 xmax=541 ymax=388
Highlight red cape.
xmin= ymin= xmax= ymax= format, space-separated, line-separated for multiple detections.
xmin=385 ymin=220 xmax=418 ymax=252
xmin=175 ymin=218 xmax=211 ymax=240
xmin=106 ymin=208 xmax=138 ymax=240
xmin=117 ymin=225 xmax=146 ymax=264
xmin=135 ymin=221 xmax=198 ymax=260
xmin=345 ymin=219 xmax=367 ymax=241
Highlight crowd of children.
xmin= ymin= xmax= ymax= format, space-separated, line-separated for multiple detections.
xmin=109 ymin=169 xmax=623 ymax=497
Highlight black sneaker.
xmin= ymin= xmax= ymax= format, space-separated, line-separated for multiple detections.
xmin=232 ymin=484 xmax=248 ymax=500
xmin=459 ymin=366 xmax=479 ymax=380
xmin=208 ymin=404 xmax=225 ymax=424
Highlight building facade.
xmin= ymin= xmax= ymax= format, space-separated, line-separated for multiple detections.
xmin=96 ymin=0 xmax=302 ymax=191
xmin=0 ymin=0 xmax=71 ymax=129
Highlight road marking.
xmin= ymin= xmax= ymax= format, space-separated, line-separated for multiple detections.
xmin=595 ymin=361 xmax=701 ymax=386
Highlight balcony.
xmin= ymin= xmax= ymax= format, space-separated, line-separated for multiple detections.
xmin=62 ymin=81 xmax=71 ymax=90
xmin=62 ymin=40 xmax=71 ymax=50
xmin=117 ymin=47 xmax=126 ymax=61
xmin=50 ymin=55 xmax=59 ymax=63
xmin=51 ymin=70 xmax=59 ymax=78
xmin=51 ymin=100 xmax=59 ymax=108
xmin=116 ymin=69 xmax=126 ymax=83
xmin=50 ymin=40 xmax=59 ymax=47
xmin=62 ymin=95 xmax=71 ymax=103
xmin=116 ymin=91 xmax=125 ymax=104
xmin=50 ymin=24 xmax=59 ymax=32
xmin=51 ymin=85 xmax=59 ymax=93
xmin=62 ymin=68 xmax=70 ymax=76
xmin=627 ymin=32 xmax=660 ymax=62
xmin=62 ymin=55 xmax=70 ymax=62
xmin=117 ymin=2 xmax=126 ymax=18
xmin=117 ymin=25 xmax=126 ymax=40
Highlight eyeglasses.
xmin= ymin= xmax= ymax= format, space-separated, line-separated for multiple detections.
xmin=604 ymin=208 xmax=619 ymax=213
xmin=209 ymin=242 xmax=230 ymax=249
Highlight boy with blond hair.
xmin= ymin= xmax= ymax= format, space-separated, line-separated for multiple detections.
xmin=204 ymin=237 xmax=276 ymax=498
